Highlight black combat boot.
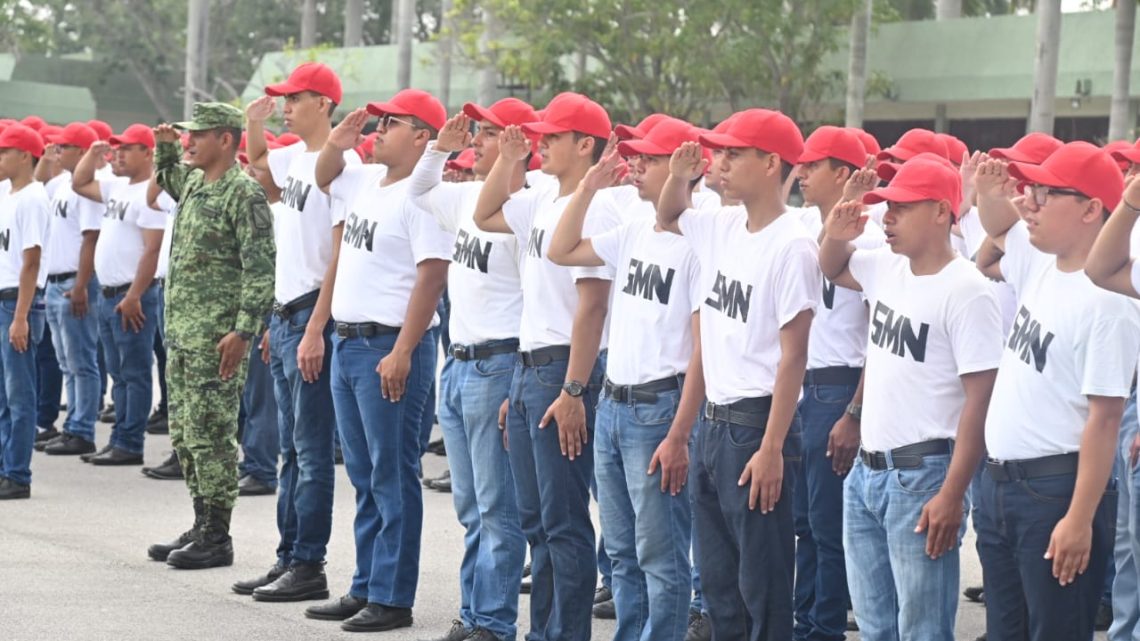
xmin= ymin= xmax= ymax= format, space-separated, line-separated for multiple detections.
xmin=148 ymin=497 xmax=203 ymax=562
xmin=166 ymin=504 xmax=234 ymax=569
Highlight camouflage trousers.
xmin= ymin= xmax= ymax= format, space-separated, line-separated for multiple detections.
xmin=167 ymin=344 xmax=248 ymax=510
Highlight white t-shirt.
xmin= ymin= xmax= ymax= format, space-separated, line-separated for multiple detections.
xmin=986 ymin=222 xmax=1140 ymax=460
xmin=795 ymin=206 xmax=886 ymax=370
xmin=153 ymin=192 xmax=178 ymax=279
xmin=848 ymin=248 xmax=1003 ymax=451
xmin=503 ymin=184 xmax=621 ymax=351
xmin=43 ymin=172 xmax=69 ymax=201
xmin=328 ymin=165 xmax=454 ymax=326
xmin=693 ymin=188 xmax=721 ymax=212
xmin=410 ymin=147 xmax=523 ymax=345
xmin=267 ymin=142 xmax=361 ymax=303
xmin=93 ymin=179 xmax=168 ymax=288
xmin=0 ymin=182 xmax=51 ymax=290
xmin=678 ymin=207 xmax=820 ymax=404
xmin=46 ymin=171 xmax=103 ymax=276
xmin=958 ymin=205 xmax=1018 ymax=334
xmin=591 ymin=216 xmax=702 ymax=385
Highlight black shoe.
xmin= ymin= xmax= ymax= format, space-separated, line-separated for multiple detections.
xmin=463 ymin=630 xmax=498 ymax=641
xmin=233 ymin=563 xmax=288 ymax=595
xmin=80 ymin=443 xmax=112 ymax=463
xmin=305 ymin=594 xmax=368 ymax=621
xmin=1096 ymin=601 xmax=1113 ymax=631
xmin=685 ymin=609 xmax=711 ymax=641
xmin=252 ymin=562 xmax=330 ymax=602
xmin=0 ymin=477 xmax=30 ymax=500
xmin=98 ymin=405 xmax=115 ymax=423
xmin=143 ymin=452 xmax=182 ymax=479
xmin=145 ymin=409 xmax=169 ymax=435
xmin=341 ymin=603 xmax=413 ymax=633
xmin=334 ymin=449 xmax=344 ymax=465
xmin=847 ymin=614 xmax=859 ymax=631
xmin=520 ymin=563 xmax=531 ymax=594
xmin=167 ymin=505 xmax=233 ymax=569
xmin=422 ymin=619 xmax=469 ymax=641
xmin=594 ymin=585 xmax=612 ymax=604
xmin=238 ymin=475 xmax=276 ymax=496
xmin=963 ymin=585 xmax=984 ymax=603
xmin=89 ymin=447 xmax=143 ymax=466
xmin=33 ymin=427 xmax=60 ymax=450
xmin=44 ymin=433 xmax=96 ymax=456
xmin=975 ymin=635 xmax=986 ymax=641
xmin=592 ymin=597 xmax=615 ymax=619
xmin=427 ymin=438 xmax=446 ymax=456
xmin=148 ymin=529 xmax=196 ymax=562
xmin=428 ymin=471 xmax=452 ymax=493
xmin=34 ymin=434 xmax=64 ymax=452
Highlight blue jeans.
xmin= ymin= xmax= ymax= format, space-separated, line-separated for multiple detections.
xmin=239 ymin=333 xmax=279 ymax=486
xmin=507 ymin=355 xmax=604 ymax=641
xmin=439 ymin=347 xmax=525 ymax=639
xmin=45 ymin=278 xmax=100 ymax=443
xmin=36 ymin=320 xmax=61 ymax=429
xmin=97 ymin=285 xmax=158 ymax=455
xmin=1111 ymin=392 xmax=1140 ymax=641
xmin=269 ymin=304 xmax=336 ymax=565
xmin=794 ymin=383 xmax=856 ymax=641
xmin=977 ymin=463 xmax=1116 ymax=640
xmin=419 ymin=326 xmax=440 ymax=459
xmin=0 ymin=297 xmax=45 ymax=485
xmin=691 ymin=406 xmax=801 ymax=641
xmin=844 ymin=454 xmax=961 ymax=641
xmin=332 ymin=331 xmax=435 ymax=607
xmin=595 ymin=389 xmax=692 ymax=641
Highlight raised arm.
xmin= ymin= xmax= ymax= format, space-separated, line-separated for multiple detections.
xmin=316 ymin=108 xmax=369 ymax=193
xmin=473 ymin=125 xmax=530 ymax=234
xmin=975 ymin=237 xmax=1006 ymax=283
xmin=657 ymin=142 xmax=706 ymax=234
xmin=244 ymin=96 xmax=277 ymax=173
xmin=819 ymin=200 xmax=868 ymax=292
xmin=1086 ymin=176 xmax=1140 ymax=298
xmin=975 ymin=159 xmax=1020 ymax=250
xmin=547 ymin=148 xmax=624 ymax=268
xmin=153 ymin=124 xmax=189 ymax=203
xmin=73 ymin=141 xmax=111 ymax=203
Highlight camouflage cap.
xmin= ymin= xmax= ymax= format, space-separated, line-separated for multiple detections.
xmin=173 ymin=102 xmax=244 ymax=131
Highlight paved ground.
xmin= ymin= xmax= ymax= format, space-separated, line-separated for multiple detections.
xmin=0 ymin=422 xmax=1104 ymax=641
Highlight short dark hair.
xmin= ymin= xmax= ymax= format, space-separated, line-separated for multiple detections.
xmin=780 ymin=160 xmax=794 ymax=183
xmin=826 ymin=157 xmax=859 ymax=176
xmin=573 ymin=132 xmax=607 ymax=164
xmin=214 ymin=127 xmax=242 ymax=152
xmin=303 ymin=91 xmax=337 ymax=119
xmin=409 ymin=116 xmax=439 ymax=140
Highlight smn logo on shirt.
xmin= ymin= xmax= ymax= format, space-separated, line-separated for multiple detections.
xmin=1008 ymin=306 xmax=1054 ymax=373
xmin=623 ymin=258 xmax=674 ymax=305
xmin=54 ymin=201 xmax=68 ymax=219
xmin=822 ymin=279 xmax=836 ymax=310
xmin=343 ymin=212 xmax=377 ymax=252
xmin=454 ymin=229 xmax=491 ymax=274
xmin=705 ymin=271 xmax=751 ymax=322
xmin=105 ymin=199 xmax=128 ymax=221
xmin=281 ymin=176 xmax=312 ymax=212
xmin=870 ymin=301 xmax=929 ymax=362
xmin=0 ymin=229 xmax=10 ymax=252
xmin=526 ymin=228 xmax=545 ymax=259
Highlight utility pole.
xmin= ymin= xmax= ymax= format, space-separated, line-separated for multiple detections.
xmin=183 ymin=0 xmax=210 ymax=119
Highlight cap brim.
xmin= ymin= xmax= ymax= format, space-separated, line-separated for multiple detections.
xmin=1007 ymin=161 xmax=1066 ymax=188
xmin=264 ymin=82 xmax=303 ymax=97
xmin=614 ymin=124 xmax=645 ymax=141
xmin=171 ymin=121 xmax=211 ymax=132
xmin=520 ymin=121 xmax=571 ymax=136
xmin=877 ymin=147 xmax=913 ymax=162
xmin=876 ymin=161 xmax=901 ymax=182
xmin=1111 ymin=149 xmax=1140 ymax=165
xmin=366 ymin=101 xmax=406 ymax=117
xmin=462 ymin=103 xmax=504 ymax=128
xmin=698 ymin=132 xmax=749 ymax=150
xmin=863 ymin=184 xmax=934 ymax=206
xmin=796 ymin=148 xmax=831 ymax=164
xmin=616 ymin=139 xmax=671 ymax=157
xmin=988 ymin=147 xmax=1034 ymax=163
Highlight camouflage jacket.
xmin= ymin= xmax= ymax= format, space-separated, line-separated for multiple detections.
xmin=155 ymin=140 xmax=275 ymax=349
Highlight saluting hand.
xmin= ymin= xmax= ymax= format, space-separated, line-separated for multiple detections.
xmin=669 ymin=142 xmax=707 ymax=181
xmin=498 ymin=126 xmax=531 ymax=164
xmin=581 ymin=143 xmax=626 ymax=192
xmin=842 ymin=156 xmax=879 ymax=202
xmin=329 ymin=108 xmax=370 ymax=152
xmin=824 ymin=200 xmax=868 ymax=243
xmin=153 ymin=124 xmax=179 ymax=144
xmin=436 ymin=113 xmax=472 ymax=154
xmin=975 ymin=158 xmax=1011 ymax=201
xmin=245 ymin=95 xmax=276 ymax=123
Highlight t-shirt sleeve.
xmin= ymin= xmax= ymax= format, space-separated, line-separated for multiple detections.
xmin=136 ymin=201 xmax=168 ymax=230
xmin=572 ymin=195 xmax=623 ymax=281
xmin=404 ymin=200 xmax=456 ymax=265
xmin=1076 ymin=311 xmax=1140 ymax=398
xmin=998 ymin=221 xmax=1037 ymax=291
xmin=684 ymin=248 xmax=704 ymax=314
xmin=773 ymin=237 xmax=821 ymax=327
xmin=77 ymin=195 xmax=103 ymax=232
xmin=502 ymin=188 xmax=542 ymax=247
xmin=847 ymin=246 xmax=886 ymax=298
xmin=676 ymin=208 xmax=714 ymax=262
xmin=1130 ymin=259 xmax=1140 ymax=296
xmin=588 ymin=222 xmax=625 ymax=271
xmin=425 ymin=183 xmax=470 ymax=234
xmin=97 ymin=180 xmax=115 ymax=205
xmin=947 ymin=285 xmax=1004 ymax=375
xmin=18 ymin=195 xmax=49 ymax=250
xmin=155 ymin=191 xmax=177 ymax=213
xmin=266 ymin=145 xmax=295 ymax=189
xmin=329 ymin=165 xmax=372 ymax=226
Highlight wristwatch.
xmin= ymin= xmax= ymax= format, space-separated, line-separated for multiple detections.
xmin=562 ymin=380 xmax=585 ymax=398
xmin=845 ymin=402 xmax=862 ymax=421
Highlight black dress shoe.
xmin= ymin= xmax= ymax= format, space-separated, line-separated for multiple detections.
xmin=685 ymin=609 xmax=711 ymax=641
xmin=0 ymin=477 xmax=30 ymax=500
xmin=422 ymin=619 xmax=469 ymax=641
xmin=44 ymin=433 xmax=96 ymax=456
xmin=98 ymin=405 xmax=116 ymax=423
xmin=238 ymin=475 xmax=276 ymax=496
xmin=305 ymin=594 xmax=367 ymax=621
xmin=963 ymin=585 xmax=984 ymax=603
xmin=233 ymin=563 xmax=287 ymax=595
xmin=1096 ymin=601 xmax=1113 ymax=631
xmin=334 ymin=449 xmax=344 ymax=465
xmin=145 ymin=409 xmax=169 ymax=435
xmin=427 ymin=438 xmax=446 ymax=456
xmin=33 ymin=427 xmax=60 ymax=450
xmin=143 ymin=452 xmax=182 ymax=479
xmin=341 ymin=603 xmax=413 ymax=633
xmin=80 ymin=444 xmax=112 ymax=463
xmin=520 ymin=563 xmax=531 ymax=594
xmin=34 ymin=434 xmax=63 ymax=452
xmin=252 ymin=561 xmax=329 ymax=602
xmin=594 ymin=585 xmax=612 ymax=604
xmin=592 ymin=598 xmax=615 ymax=619
xmin=147 ymin=529 xmax=196 ymax=562
xmin=89 ymin=447 xmax=143 ymax=466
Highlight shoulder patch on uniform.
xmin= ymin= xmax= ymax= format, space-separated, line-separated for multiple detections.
xmin=250 ymin=200 xmax=272 ymax=236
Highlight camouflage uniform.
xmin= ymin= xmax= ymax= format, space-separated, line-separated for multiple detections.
xmin=155 ymin=103 xmax=276 ymax=511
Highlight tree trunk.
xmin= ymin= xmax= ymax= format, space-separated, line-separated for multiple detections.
xmin=300 ymin=0 xmax=317 ymax=48
xmin=476 ymin=7 xmax=500 ymax=105
xmin=438 ymin=0 xmax=454 ymax=110
xmin=1028 ymin=0 xmax=1062 ymax=134
xmin=845 ymin=0 xmax=871 ymax=128
xmin=183 ymin=0 xmax=210 ymax=119
xmin=1109 ymin=0 xmax=1136 ymax=141
xmin=396 ymin=0 xmax=414 ymax=89
xmin=936 ymin=0 xmax=962 ymax=20
xmin=390 ymin=0 xmax=400 ymax=44
xmin=344 ymin=0 xmax=363 ymax=47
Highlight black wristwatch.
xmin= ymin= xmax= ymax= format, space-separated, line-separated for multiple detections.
xmin=845 ymin=402 xmax=862 ymax=421
xmin=562 ymin=380 xmax=585 ymax=398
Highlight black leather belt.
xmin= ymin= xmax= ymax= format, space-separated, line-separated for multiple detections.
xmin=704 ymin=396 xmax=773 ymax=428
xmin=518 ymin=345 xmax=571 ymax=368
xmin=860 ymin=438 xmax=953 ymax=470
xmin=335 ymin=322 xmax=400 ymax=339
xmin=101 ymin=280 xmax=156 ymax=299
xmin=0 ymin=287 xmax=42 ymax=301
xmin=603 ymin=375 xmax=682 ymax=404
xmin=47 ymin=271 xmax=77 ymax=284
xmin=155 ymin=277 xmax=165 ymax=289
xmin=273 ymin=290 xmax=320 ymax=321
xmin=804 ymin=366 xmax=862 ymax=387
xmin=450 ymin=339 xmax=519 ymax=362
xmin=985 ymin=452 xmax=1078 ymax=482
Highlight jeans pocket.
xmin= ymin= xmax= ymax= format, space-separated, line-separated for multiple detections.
xmin=473 ymin=352 xmax=514 ymax=377
xmin=725 ymin=423 xmax=763 ymax=450
xmin=811 ymin=383 xmax=856 ymax=405
xmin=893 ymin=459 xmax=948 ymax=496
xmin=1019 ymin=474 xmax=1076 ymax=504
xmin=531 ymin=361 xmax=566 ymax=389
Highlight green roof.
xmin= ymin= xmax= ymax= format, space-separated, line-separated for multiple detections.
xmin=0 ymin=79 xmax=96 ymax=123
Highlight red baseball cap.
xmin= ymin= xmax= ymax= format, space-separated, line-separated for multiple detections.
xmin=446 ymin=148 xmax=476 ymax=171
xmin=1008 ymin=141 xmax=1125 ymax=211
xmin=799 ymin=125 xmax=866 ymax=168
xmin=615 ymin=113 xmax=671 ymax=141
xmin=20 ymin=116 xmax=45 ymax=131
xmin=864 ymin=155 xmax=963 ymax=217
xmin=47 ymin=122 xmax=98 ymax=150
xmin=876 ymin=151 xmax=955 ymax=182
xmin=989 ymin=132 xmax=1063 ymax=165
xmin=354 ymin=132 xmax=378 ymax=162
xmin=698 ymin=108 xmax=804 ymax=164
xmin=367 ymin=88 xmax=447 ymax=132
xmin=265 ymin=62 xmax=343 ymax=104
xmin=522 ymin=92 xmax=612 ymax=140
xmin=878 ymin=128 xmax=949 ymax=163
xmin=276 ymin=132 xmax=302 ymax=147
xmin=1109 ymin=139 xmax=1140 ymax=168
xmin=109 ymin=124 xmax=156 ymax=149
xmin=617 ymin=117 xmax=699 ymax=157
xmin=462 ymin=97 xmax=539 ymax=129
xmin=937 ymin=133 xmax=968 ymax=165
xmin=0 ymin=124 xmax=45 ymax=158
xmin=86 ymin=119 xmax=113 ymax=141
xmin=847 ymin=128 xmax=881 ymax=156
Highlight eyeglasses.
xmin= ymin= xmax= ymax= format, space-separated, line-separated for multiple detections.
xmin=1029 ymin=184 xmax=1088 ymax=207
xmin=380 ymin=114 xmax=419 ymax=130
